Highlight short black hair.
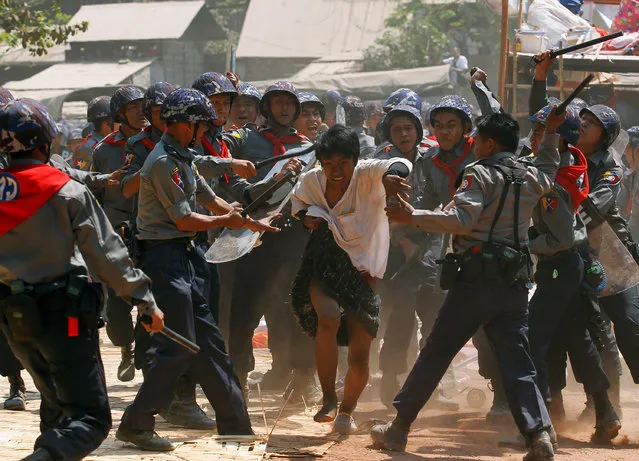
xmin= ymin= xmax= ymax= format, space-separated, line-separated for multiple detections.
xmin=475 ymin=113 xmax=520 ymax=153
xmin=315 ymin=124 xmax=360 ymax=162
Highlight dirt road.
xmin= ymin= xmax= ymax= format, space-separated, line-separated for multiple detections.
xmin=0 ymin=337 xmax=637 ymax=460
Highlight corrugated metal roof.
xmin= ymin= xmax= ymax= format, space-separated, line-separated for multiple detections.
xmin=291 ymin=60 xmax=362 ymax=80
xmin=237 ymin=0 xmax=397 ymax=59
xmin=252 ymin=64 xmax=451 ymax=99
xmin=237 ymin=0 xmax=476 ymax=59
xmin=4 ymin=61 xmax=152 ymax=91
xmin=67 ymin=1 xmax=209 ymax=42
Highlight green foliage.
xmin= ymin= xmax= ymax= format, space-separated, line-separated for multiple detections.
xmin=363 ymin=0 xmax=500 ymax=72
xmin=209 ymin=0 xmax=250 ymax=34
xmin=0 ymin=0 xmax=88 ymax=56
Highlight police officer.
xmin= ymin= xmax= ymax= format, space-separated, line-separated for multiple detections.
xmin=0 ymin=131 xmax=128 ymax=416
xmin=321 ymin=89 xmax=342 ymax=127
xmin=72 ymin=96 xmax=114 ymax=171
xmin=221 ymin=81 xmax=318 ymax=398
xmin=295 ymin=92 xmax=325 ymax=141
xmin=529 ymin=55 xmax=624 ymax=419
xmin=373 ymin=110 xmax=563 ymax=460
xmin=576 ymin=104 xmax=639 ymax=410
xmin=419 ymin=94 xmax=508 ymax=420
xmin=228 ymin=82 xmax=262 ymax=130
xmin=93 ymin=86 xmax=146 ymax=383
xmin=365 ymin=101 xmax=384 ymax=139
xmin=339 ymin=95 xmax=376 ymax=158
xmin=375 ymin=89 xmax=438 ymax=155
xmin=0 ymin=98 xmax=163 ymax=461
xmin=191 ymin=72 xmax=259 ymax=205
xmin=0 ymin=86 xmax=27 ymax=412
xmin=121 ymin=83 xmax=177 ymax=202
xmin=382 ymin=88 xmax=422 ymax=113
xmin=118 ymin=81 xmax=216 ymax=430
xmin=523 ymin=104 xmax=620 ymax=442
xmin=116 ymin=88 xmax=274 ymax=451
xmin=374 ymin=105 xmax=448 ymax=409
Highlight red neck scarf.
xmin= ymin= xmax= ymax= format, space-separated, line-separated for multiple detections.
xmin=201 ymin=134 xmax=231 ymax=182
xmin=103 ymin=131 xmax=126 ymax=146
xmin=0 ymin=164 xmax=71 ymax=236
xmin=259 ymin=128 xmax=308 ymax=157
xmin=556 ymin=146 xmax=590 ymax=210
xmin=75 ymin=133 xmax=94 ymax=153
xmin=431 ymin=136 xmax=474 ymax=196
xmin=140 ymin=126 xmax=156 ymax=151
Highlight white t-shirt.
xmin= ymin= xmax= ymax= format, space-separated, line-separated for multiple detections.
xmin=443 ymin=55 xmax=469 ymax=86
xmin=291 ymin=158 xmax=412 ymax=278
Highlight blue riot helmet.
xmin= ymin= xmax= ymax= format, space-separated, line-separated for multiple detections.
xmin=0 ymin=98 xmax=58 ymax=157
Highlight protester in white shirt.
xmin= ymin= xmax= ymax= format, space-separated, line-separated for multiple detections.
xmin=442 ymin=47 xmax=469 ymax=88
xmin=290 ymin=125 xmax=411 ymax=435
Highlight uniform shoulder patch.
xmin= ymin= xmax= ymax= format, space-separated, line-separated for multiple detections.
xmin=541 ymin=195 xmax=558 ymax=213
xmin=602 ymin=170 xmax=620 ymax=185
xmin=458 ymin=172 xmax=475 ymax=192
xmin=171 ymin=166 xmax=184 ymax=189
xmin=0 ymin=172 xmax=19 ymax=201
xmin=73 ymin=158 xmax=87 ymax=170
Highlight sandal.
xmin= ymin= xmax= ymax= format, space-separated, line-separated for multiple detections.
xmin=332 ymin=412 xmax=357 ymax=435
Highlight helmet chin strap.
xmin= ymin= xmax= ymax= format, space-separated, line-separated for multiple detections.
xmin=188 ymin=122 xmax=200 ymax=148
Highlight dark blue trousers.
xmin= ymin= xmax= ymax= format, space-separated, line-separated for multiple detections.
xmin=600 ymin=284 xmax=639 ymax=383
xmin=528 ymin=252 xmax=609 ymax=404
xmin=0 ymin=328 xmax=23 ymax=376
xmin=121 ymin=240 xmax=251 ymax=434
xmin=1 ymin=293 xmax=111 ymax=461
xmin=105 ymin=287 xmax=134 ymax=347
xmin=393 ymin=273 xmax=551 ymax=436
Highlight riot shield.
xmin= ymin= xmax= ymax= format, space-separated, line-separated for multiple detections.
xmin=609 ymin=129 xmax=628 ymax=167
xmin=205 ymin=148 xmax=316 ymax=263
xmin=588 ymin=219 xmax=639 ymax=297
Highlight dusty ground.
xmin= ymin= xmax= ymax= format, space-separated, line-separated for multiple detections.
xmin=0 ymin=333 xmax=638 ymax=460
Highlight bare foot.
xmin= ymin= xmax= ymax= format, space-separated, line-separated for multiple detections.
xmin=314 ymin=394 xmax=338 ymax=423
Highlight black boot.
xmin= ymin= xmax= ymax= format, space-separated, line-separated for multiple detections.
xmin=371 ymin=417 xmax=411 ymax=451
xmin=499 ymin=426 xmax=558 ymax=451
xmin=591 ymin=392 xmax=621 ymax=444
xmin=116 ymin=426 xmax=176 ymax=451
xmin=4 ymin=373 xmax=26 ymax=411
xmin=20 ymin=448 xmax=53 ymax=461
xmin=117 ymin=344 xmax=135 ymax=382
xmin=379 ymin=373 xmax=399 ymax=409
xmin=161 ymin=376 xmax=216 ymax=429
xmin=486 ymin=378 xmax=510 ymax=424
xmin=523 ymin=430 xmax=555 ymax=460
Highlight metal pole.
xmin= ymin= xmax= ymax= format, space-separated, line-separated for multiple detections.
xmin=518 ymin=0 xmax=523 ymax=29
xmin=231 ymin=44 xmax=237 ymax=74
xmin=498 ymin=0 xmax=509 ymax=101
